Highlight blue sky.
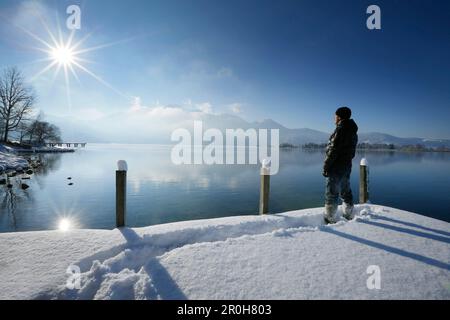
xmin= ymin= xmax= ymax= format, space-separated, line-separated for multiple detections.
xmin=0 ymin=0 xmax=449 ymax=139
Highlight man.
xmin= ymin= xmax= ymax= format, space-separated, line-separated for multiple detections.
xmin=323 ymin=107 xmax=358 ymax=224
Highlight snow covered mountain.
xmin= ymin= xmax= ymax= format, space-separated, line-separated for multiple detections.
xmin=199 ymin=114 xmax=450 ymax=148
xmin=358 ymin=132 xmax=450 ymax=148
xmin=198 ymin=114 xmax=329 ymax=145
xmin=47 ymin=112 xmax=450 ymax=147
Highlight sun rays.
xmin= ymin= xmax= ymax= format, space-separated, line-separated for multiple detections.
xmin=51 ymin=45 xmax=75 ymax=66
xmin=8 ymin=4 xmax=131 ymax=107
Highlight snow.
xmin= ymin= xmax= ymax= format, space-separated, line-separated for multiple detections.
xmin=0 ymin=142 xmax=74 ymax=173
xmin=262 ymin=158 xmax=271 ymax=169
xmin=33 ymin=145 xmax=74 ymax=153
xmin=0 ymin=144 xmax=14 ymax=153
xmin=0 ymin=151 xmax=29 ymax=172
xmin=0 ymin=142 xmax=74 ymax=154
xmin=261 ymin=158 xmax=271 ymax=175
xmin=117 ymin=160 xmax=128 ymax=171
xmin=360 ymin=158 xmax=369 ymax=166
xmin=0 ymin=204 xmax=449 ymax=300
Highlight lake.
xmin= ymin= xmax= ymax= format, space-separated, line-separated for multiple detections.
xmin=1 ymin=144 xmax=449 ymax=233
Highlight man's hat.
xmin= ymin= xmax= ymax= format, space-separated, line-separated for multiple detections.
xmin=336 ymin=107 xmax=352 ymax=120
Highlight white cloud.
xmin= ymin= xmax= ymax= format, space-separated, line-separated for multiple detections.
xmin=146 ymin=106 xmax=186 ymax=117
xmin=52 ymin=98 xmax=223 ymax=142
xmin=130 ymin=97 xmax=213 ymax=117
xmin=127 ymin=97 xmax=188 ymax=120
xmin=195 ymin=102 xmax=213 ymax=114
xmin=11 ymin=1 xmax=51 ymax=30
xmin=130 ymin=97 xmax=143 ymax=111
xmin=183 ymin=98 xmax=193 ymax=107
xmin=229 ymin=103 xmax=243 ymax=114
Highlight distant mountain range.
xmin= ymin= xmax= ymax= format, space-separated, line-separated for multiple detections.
xmin=48 ymin=112 xmax=450 ymax=148
xmin=200 ymin=114 xmax=450 ymax=148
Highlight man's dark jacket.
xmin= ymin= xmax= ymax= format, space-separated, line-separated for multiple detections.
xmin=323 ymin=119 xmax=358 ymax=175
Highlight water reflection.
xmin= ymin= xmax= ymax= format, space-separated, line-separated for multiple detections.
xmin=58 ymin=218 xmax=71 ymax=231
xmin=0 ymin=145 xmax=449 ymax=233
xmin=0 ymin=153 xmax=63 ymax=231
xmin=31 ymin=153 xmax=63 ymax=177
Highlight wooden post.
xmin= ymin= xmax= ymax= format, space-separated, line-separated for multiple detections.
xmin=359 ymin=158 xmax=369 ymax=204
xmin=116 ymin=160 xmax=128 ymax=228
xmin=259 ymin=161 xmax=271 ymax=214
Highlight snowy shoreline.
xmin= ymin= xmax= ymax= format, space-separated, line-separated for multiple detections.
xmin=0 ymin=151 xmax=30 ymax=172
xmin=0 ymin=143 xmax=74 ymax=154
xmin=0 ymin=204 xmax=449 ymax=300
xmin=0 ymin=143 xmax=74 ymax=173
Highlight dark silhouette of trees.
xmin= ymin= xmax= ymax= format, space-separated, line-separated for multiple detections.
xmin=0 ymin=68 xmax=62 ymax=146
xmin=28 ymin=120 xmax=62 ymax=145
xmin=0 ymin=67 xmax=35 ymax=142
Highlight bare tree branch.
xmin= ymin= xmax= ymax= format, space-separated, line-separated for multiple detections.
xmin=0 ymin=67 xmax=36 ymax=142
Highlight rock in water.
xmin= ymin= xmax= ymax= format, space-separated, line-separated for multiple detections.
xmin=67 ymin=177 xmax=72 ymax=180
xmin=0 ymin=179 xmax=6 ymax=185
xmin=7 ymin=184 xmax=13 ymax=189
xmin=68 ymin=183 xmax=74 ymax=186
xmin=21 ymin=183 xmax=30 ymax=190
xmin=26 ymin=169 xmax=33 ymax=175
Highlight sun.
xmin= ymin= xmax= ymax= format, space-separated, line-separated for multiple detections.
xmin=51 ymin=46 xmax=75 ymax=66
xmin=58 ymin=218 xmax=71 ymax=232
xmin=16 ymin=8 xmax=133 ymax=101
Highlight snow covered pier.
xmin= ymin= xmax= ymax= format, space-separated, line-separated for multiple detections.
xmin=0 ymin=204 xmax=448 ymax=300
xmin=44 ymin=142 xmax=87 ymax=148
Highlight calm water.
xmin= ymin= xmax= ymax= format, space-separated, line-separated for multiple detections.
xmin=1 ymin=144 xmax=449 ymax=232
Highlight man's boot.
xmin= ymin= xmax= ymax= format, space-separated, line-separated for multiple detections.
xmin=324 ymin=204 xmax=338 ymax=224
xmin=342 ymin=202 xmax=355 ymax=220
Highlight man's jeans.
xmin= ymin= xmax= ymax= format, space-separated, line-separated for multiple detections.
xmin=325 ymin=168 xmax=354 ymax=208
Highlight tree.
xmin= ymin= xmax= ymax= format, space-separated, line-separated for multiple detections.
xmin=0 ymin=119 xmax=5 ymax=139
xmin=24 ymin=113 xmax=44 ymax=144
xmin=29 ymin=120 xmax=62 ymax=145
xmin=0 ymin=67 xmax=35 ymax=142
xmin=17 ymin=120 xmax=30 ymax=144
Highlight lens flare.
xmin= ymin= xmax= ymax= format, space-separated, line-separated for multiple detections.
xmin=12 ymin=8 xmax=132 ymax=100
xmin=58 ymin=218 xmax=71 ymax=232
xmin=51 ymin=46 xmax=75 ymax=66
